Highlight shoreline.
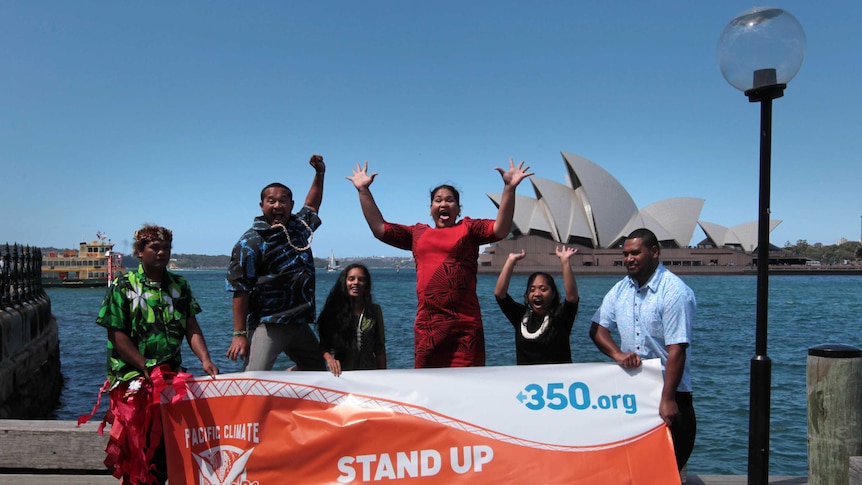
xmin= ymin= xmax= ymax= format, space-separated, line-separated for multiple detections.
xmin=166 ymin=265 xmax=862 ymax=276
xmin=478 ymin=265 xmax=862 ymax=276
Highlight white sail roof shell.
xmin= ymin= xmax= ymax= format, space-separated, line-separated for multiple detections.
xmin=529 ymin=177 xmax=595 ymax=246
xmin=638 ymin=197 xmax=705 ymax=248
xmin=699 ymin=220 xmax=783 ymax=252
xmin=487 ymin=193 xmax=557 ymax=240
xmin=561 ymin=152 xmax=638 ymax=248
xmin=487 ymin=151 xmax=779 ymax=251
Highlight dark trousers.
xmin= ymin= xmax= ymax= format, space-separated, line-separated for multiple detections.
xmin=670 ymin=392 xmax=696 ymax=470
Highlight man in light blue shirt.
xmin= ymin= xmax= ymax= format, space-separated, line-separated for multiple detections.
xmin=590 ymin=228 xmax=696 ymax=471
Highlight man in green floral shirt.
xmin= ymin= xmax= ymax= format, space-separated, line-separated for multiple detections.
xmin=95 ymin=225 xmax=218 ymax=485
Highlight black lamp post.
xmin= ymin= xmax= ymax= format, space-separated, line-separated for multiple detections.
xmin=717 ymin=7 xmax=805 ymax=484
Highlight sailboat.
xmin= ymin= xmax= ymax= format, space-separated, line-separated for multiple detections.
xmin=326 ymin=250 xmax=340 ymax=273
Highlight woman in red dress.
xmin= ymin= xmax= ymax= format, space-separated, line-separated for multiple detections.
xmin=347 ymin=159 xmax=532 ymax=368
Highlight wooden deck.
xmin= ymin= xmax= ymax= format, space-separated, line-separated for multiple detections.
xmin=686 ymin=477 xmax=806 ymax=484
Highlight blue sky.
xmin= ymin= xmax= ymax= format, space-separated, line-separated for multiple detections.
xmin=2 ymin=1 xmax=860 ymax=258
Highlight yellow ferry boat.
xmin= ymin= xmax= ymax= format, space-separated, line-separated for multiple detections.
xmin=41 ymin=234 xmax=125 ymax=288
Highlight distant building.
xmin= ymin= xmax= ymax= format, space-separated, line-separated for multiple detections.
xmin=480 ymin=151 xmax=781 ymax=273
xmin=478 ymin=236 xmax=757 ymax=274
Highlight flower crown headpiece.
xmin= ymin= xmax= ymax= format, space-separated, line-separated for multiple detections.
xmin=134 ymin=226 xmax=173 ymax=245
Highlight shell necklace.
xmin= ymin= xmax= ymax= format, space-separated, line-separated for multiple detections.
xmin=520 ymin=311 xmax=550 ymax=340
xmin=272 ymin=218 xmax=313 ymax=252
xmin=355 ymin=310 xmax=365 ymax=351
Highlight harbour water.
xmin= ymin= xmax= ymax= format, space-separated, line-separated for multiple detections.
xmin=48 ymin=269 xmax=862 ymax=477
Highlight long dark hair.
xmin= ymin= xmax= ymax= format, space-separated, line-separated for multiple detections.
xmin=317 ymin=264 xmax=373 ymax=353
xmin=522 ymin=271 xmax=561 ymax=314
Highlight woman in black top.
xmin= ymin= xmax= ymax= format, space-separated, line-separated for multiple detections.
xmin=494 ymin=246 xmax=579 ymax=365
xmin=318 ymin=264 xmax=387 ymax=376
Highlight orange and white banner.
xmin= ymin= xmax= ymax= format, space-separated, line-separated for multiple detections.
xmin=161 ymin=359 xmax=679 ymax=484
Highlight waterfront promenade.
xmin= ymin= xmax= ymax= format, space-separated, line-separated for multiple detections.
xmin=4 ymin=249 xmax=858 ymax=483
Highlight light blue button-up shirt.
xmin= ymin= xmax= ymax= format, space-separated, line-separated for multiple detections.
xmin=596 ymin=264 xmax=696 ymax=392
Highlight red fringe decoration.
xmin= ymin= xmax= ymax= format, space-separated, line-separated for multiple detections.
xmin=78 ymin=365 xmax=192 ymax=485
xmin=77 ymin=379 xmax=110 ymax=427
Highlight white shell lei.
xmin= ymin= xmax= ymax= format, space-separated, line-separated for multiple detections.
xmin=272 ymin=218 xmax=313 ymax=252
xmin=355 ymin=310 xmax=365 ymax=351
xmin=520 ymin=311 xmax=550 ymax=340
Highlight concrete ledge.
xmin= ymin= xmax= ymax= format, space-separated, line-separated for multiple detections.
xmin=0 ymin=420 xmax=108 ymax=472
xmin=685 ymin=478 xmax=806 ymax=484
xmin=0 ymin=474 xmax=117 ymax=484
xmin=851 ymin=456 xmax=862 ymax=485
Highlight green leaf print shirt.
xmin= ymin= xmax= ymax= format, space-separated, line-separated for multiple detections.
xmin=96 ymin=264 xmax=202 ymax=385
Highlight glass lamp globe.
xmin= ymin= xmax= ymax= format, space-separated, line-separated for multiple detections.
xmin=717 ymin=7 xmax=806 ymax=92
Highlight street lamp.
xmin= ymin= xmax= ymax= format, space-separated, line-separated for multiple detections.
xmin=717 ymin=7 xmax=805 ymax=484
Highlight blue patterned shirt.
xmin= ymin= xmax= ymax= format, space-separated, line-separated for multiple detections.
xmin=226 ymin=206 xmax=321 ymax=327
xmin=596 ymin=264 xmax=696 ymax=392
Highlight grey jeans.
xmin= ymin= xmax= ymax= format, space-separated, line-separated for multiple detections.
xmin=244 ymin=323 xmax=326 ymax=371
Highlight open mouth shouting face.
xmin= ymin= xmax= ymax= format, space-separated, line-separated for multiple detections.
xmin=526 ymin=274 xmax=556 ymax=317
xmin=260 ymin=186 xmax=295 ymax=226
xmin=430 ymin=186 xmax=460 ymax=229
xmin=524 ymin=273 xmax=559 ymax=317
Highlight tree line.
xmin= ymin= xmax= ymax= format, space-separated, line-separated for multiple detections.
xmin=781 ymin=239 xmax=862 ymax=265
xmin=45 ymin=239 xmax=862 ymax=270
xmin=121 ymin=254 xmax=413 ymax=270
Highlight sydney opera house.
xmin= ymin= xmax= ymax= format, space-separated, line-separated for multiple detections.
xmin=480 ymin=152 xmax=781 ymax=274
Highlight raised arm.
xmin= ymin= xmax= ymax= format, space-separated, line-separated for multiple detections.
xmin=492 ymin=158 xmax=534 ymax=239
xmin=494 ymin=249 xmax=526 ymax=299
xmin=347 ymin=161 xmax=386 ymax=239
xmin=304 ymin=154 xmax=326 ymax=213
xmin=556 ymin=246 xmax=580 ymax=303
